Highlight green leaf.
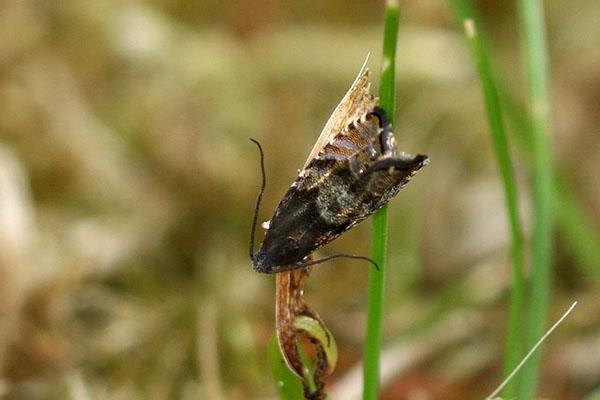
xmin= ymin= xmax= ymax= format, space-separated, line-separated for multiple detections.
xmin=294 ymin=315 xmax=338 ymax=376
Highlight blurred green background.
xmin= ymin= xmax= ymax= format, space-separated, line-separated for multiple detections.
xmin=0 ymin=1 xmax=599 ymax=399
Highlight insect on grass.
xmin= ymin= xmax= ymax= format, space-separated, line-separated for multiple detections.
xmin=249 ymin=56 xmax=429 ymax=274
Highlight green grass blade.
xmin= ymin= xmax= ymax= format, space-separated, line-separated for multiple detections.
xmin=501 ymin=90 xmax=600 ymax=279
xmin=378 ymin=2 xmax=400 ymax=120
xmin=462 ymin=19 xmax=525 ymax=398
xmin=554 ymin=176 xmax=600 ymax=278
xmin=363 ymin=1 xmax=400 ymax=399
xmin=451 ymin=0 xmax=598 ymax=280
xmin=447 ymin=0 xmax=476 ymax=24
xmin=517 ymin=0 xmax=554 ymax=398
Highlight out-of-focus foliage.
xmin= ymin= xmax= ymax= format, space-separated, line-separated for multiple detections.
xmin=0 ymin=1 xmax=598 ymax=399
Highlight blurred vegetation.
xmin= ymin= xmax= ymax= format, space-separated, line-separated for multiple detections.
xmin=0 ymin=1 xmax=599 ymax=399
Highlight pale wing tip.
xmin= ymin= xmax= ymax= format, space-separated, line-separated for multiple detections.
xmin=350 ymin=53 xmax=372 ymax=86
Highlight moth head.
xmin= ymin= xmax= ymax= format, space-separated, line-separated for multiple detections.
xmin=251 ymin=248 xmax=274 ymax=273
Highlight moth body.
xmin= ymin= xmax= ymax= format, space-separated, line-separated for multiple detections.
xmin=252 ymin=107 xmax=428 ymax=273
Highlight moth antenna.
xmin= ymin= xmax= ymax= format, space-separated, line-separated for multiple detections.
xmin=249 ymin=138 xmax=266 ymax=259
xmin=293 ymin=253 xmax=379 ymax=271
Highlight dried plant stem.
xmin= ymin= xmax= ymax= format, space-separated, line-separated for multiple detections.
xmin=487 ymin=302 xmax=577 ymax=400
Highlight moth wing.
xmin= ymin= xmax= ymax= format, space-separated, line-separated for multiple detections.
xmin=302 ymin=54 xmax=379 ymax=168
xmin=313 ymin=112 xmax=383 ymax=162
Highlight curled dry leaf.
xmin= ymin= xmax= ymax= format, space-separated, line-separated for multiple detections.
xmin=275 ymin=265 xmax=337 ymax=399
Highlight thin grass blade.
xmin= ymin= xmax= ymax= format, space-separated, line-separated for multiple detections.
xmin=363 ymin=1 xmax=400 ymax=399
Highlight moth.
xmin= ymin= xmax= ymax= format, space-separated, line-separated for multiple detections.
xmin=250 ymin=57 xmax=429 ymax=273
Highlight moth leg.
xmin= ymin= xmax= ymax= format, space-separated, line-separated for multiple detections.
xmin=364 ymin=154 xmax=429 ymax=176
xmin=367 ymin=143 xmax=378 ymax=159
xmin=380 ymin=127 xmax=397 ymax=158
xmin=349 ymin=156 xmax=363 ymax=179
xmin=318 ymin=151 xmax=365 ymax=180
xmin=368 ymin=107 xmax=396 ymax=157
xmin=355 ymin=122 xmax=379 ymax=159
